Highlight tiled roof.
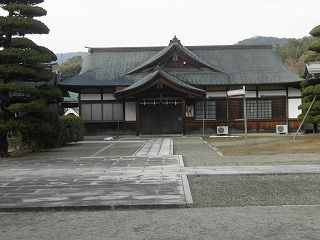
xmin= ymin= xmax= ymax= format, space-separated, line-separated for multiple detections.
xmin=59 ymin=40 xmax=302 ymax=90
xmin=306 ymin=61 xmax=320 ymax=75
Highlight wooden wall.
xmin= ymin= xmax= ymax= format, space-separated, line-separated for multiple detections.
xmin=184 ymin=119 xmax=300 ymax=134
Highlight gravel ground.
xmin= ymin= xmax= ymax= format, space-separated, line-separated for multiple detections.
xmin=174 ymin=137 xmax=219 ymax=166
xmin=189 ymin=174 xmax=320 ymax=208
xmin=1 ymin=206 xmax=320 ymax=240
xmin=174 ymin=137 xmax=320 ymax=166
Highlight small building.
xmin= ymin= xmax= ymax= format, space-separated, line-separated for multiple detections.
xmin=304 ymin=61 xmax=320 ymax=79
xmin=64 ymin=108 xmax=79 ymax=117
xmin=59 ymin=37 xmax=302 ymax=135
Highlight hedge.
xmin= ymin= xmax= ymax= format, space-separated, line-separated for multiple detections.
xmin=61 ymin=115 xmax=85 ymax=144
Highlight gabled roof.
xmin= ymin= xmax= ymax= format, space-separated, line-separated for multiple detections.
xmin=304 ymin=61 xmax=320 ymax=79
xmin=126 ymin=37 xmax=223 ymax=74
xmin=114 ymin=70 xmax=205 ymax=99
xmin=59 ymin=68 xmax=133 ymax=90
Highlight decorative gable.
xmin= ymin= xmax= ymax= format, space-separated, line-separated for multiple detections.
xmin=115 ymin=70 xmax=205 ymax=99
xmin=126 ymin=36 xmax=224 ymax=74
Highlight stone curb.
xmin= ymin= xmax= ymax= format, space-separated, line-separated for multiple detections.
xmin=0 ymin=203 xmax=188 ymax=213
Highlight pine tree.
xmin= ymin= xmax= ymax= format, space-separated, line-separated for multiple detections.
xmin=0 ymin=0 xmax=61 ymax=156
xmin=299 ymin=25 xmax=320 ymax=133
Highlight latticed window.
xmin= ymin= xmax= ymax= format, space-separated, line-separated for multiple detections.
xmin=258 ymin=100 xmax=272 ymax=118
xmin=195 ymin=101 xmax=216 ymax=119
xmin=246 ymin=100 xmax=257 ymax=119
xmin=246 ymin=99 xmax=272 ymax=119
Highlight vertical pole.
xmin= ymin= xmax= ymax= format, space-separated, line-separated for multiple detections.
xmin=243 ymin=86 xmax=248 ymax=154
xmin=202 ymin=99 xmax=205 ymax=136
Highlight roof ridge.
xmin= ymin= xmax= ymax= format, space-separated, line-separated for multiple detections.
xmin=88 ymin=45 xmax=274 ymax=53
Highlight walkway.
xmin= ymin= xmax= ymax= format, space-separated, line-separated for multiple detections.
xmin=135 ymin=138 xmax=173 ymax=156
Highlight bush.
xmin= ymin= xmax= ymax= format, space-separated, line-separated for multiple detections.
xmin=61 ymin=115 xmax=84 ymax=144
xmin=16 ymin=111 xmax=63 ymax=151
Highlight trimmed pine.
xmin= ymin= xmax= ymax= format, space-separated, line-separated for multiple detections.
xmin=3 ymin=4 xmax=46 ymax=17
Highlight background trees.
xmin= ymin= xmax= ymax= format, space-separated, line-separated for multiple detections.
xmin=0 ymin=0 xmax=61 ymax=156
xmin=53 ymin=56 xmax=83 ymax=80
xmin=299 ymin=25 xmax=320 ymax=133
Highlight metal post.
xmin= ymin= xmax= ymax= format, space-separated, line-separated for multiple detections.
xmin=202 ymin=99 xmax=205 ymax=136
xmin=243 ymin=86 xmax=248 ymax=154
xmin=293 ymin=95 xmax=317 ymax=140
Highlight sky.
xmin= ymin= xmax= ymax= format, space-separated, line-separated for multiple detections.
xmin=2 ymin=0 xmax=320 ymax=53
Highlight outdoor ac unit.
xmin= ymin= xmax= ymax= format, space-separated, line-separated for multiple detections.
xmin=217 ymin=126 xmax=229 ymax=135
xmin=276 ymin=125 xmax=288 ymax=134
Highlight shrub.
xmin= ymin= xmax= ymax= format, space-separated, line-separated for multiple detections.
xmin=16 ymin=111 xmax=63 ymax=151
xmin=61 ymin=115 xmax=84 ymax=144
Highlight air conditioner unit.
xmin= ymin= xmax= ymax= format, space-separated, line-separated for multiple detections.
xmin=276 ymin=125 xmax=288 ymax=134
xmin=217 ymin=126 xmax=229 ymax=135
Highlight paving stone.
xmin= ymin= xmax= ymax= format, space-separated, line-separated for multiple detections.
xmin=0 ymin=142 xmax=188 ymax=210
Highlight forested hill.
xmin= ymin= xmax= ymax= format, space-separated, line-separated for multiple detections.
xmin=236 ymin=36 xmax=315 ymax=75
xmin=56 ymin=52 xmax=87 ymax=64
xmin=236 ymin=36 xmax=290 ymax=46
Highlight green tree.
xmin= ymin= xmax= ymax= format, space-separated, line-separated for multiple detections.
xmin=276 ymin=37 xmax=315 ymax=75
xmin=299 ymin=25 xmax=320 ymax=133
xmin=0 ymin=0 xmax=61 ymax=156
xmin=53 ymin=56 xmax=83 ymax=80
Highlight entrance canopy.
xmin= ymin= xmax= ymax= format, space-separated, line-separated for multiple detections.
xmin=114 ymin=70 xmax=205 ymax=100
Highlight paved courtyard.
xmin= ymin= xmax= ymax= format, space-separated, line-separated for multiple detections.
xmin=0 ymin=136 xmax=320 ymax=210
xmin=0 ymin=138 xmax=192 ymax=210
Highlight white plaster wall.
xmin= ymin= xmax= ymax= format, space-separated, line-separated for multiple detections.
xmin=103 ymin=93 xmax=116 ymax=100
xmin=288 ymin=87 xmax=301 ymax=97
xmin=258 ymin=90 xmax=286 ymax=97
xmin=288 ymin=98 xmax=302 ymax=119
xmin=206 ymin=91 xmax=227 ymax=98
xmin=245 ymin=91 xmax=256 ymax=98
xmin=125 ymin=102 xmax=136 ymax=121
xmin=80 ymin=93 xmax=101 ymax=101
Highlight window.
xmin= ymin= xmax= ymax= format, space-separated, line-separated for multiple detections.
xmin=246 ymin=99 xmax=272 ymax=119
xmin=81 ymin=102 xmax=123 ymax=121
xmin=92 ymin=104 xmax=102 ymax=120
xmin=103 ymin=103 xmax=123 ymax=121
xmin=246 ymin=100 xmax=257 ymax=119
xmin=258 ymin=100 xmax=272 ymax=118
xmin=195 ymin=101 xmax=216 ymax=119
xmin=81 ymin=104 xmax=92 ymax=121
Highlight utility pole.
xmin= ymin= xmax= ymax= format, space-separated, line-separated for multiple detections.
xmin=293 ymin=95 xmax=317 ymax=140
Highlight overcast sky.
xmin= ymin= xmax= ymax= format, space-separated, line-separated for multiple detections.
xmin=5 ymin=0 xmax=320 ymax=53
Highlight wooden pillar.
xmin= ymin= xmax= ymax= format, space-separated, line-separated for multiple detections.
xmin=286 ymin=86 xmax=289 ymax=127
xmin=256 ymin=86 xmax=259 ymax=133
xmin=78 ymin=89 xmax=82 ymax=117
xmin=226 ymin=87 xmax=229 ymax=127
xmin=182 ymin=99 xmax=186 ymax=135
xmin=122 ymin=100 xmax=126 ymax=132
